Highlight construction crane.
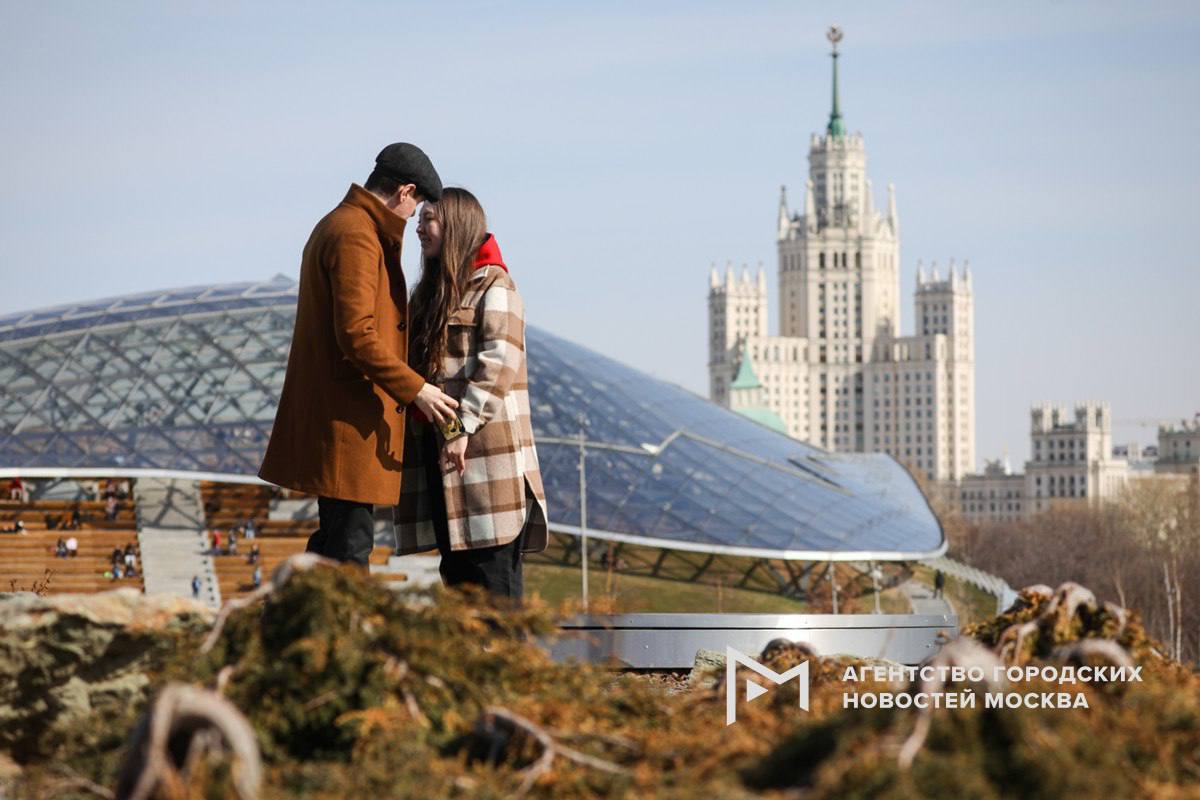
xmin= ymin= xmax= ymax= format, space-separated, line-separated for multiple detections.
xmin=1114 ymin=415 xmax=1199 ymax=428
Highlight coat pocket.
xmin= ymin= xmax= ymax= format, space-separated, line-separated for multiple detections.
xmin=447 ymin=307 xmax=477 ymax=327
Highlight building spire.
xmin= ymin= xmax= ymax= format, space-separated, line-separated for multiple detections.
xmin=826 ymin=25 xmax=846 ymax=137
xmin=777 ymin=185 xmax=790 ymax=240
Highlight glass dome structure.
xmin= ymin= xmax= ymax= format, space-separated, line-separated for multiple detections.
xmin=0 ymin=278 xmax=944 ymax=561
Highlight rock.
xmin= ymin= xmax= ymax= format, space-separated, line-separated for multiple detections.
xmin=687 ymin=648 xmax=726 ymax=690
xmin=0 ymin=589 xmax=214 ymax=761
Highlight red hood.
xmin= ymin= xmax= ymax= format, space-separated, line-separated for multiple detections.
xmin=472 ymin=233 xmax=508 ymax=272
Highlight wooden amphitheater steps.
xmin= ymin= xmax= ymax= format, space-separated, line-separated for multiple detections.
xmin=0 ymin=525 xmax=143 ymax=594
xmin=214 ymin=539 xmax=394 ymax=598
xmin=0 ymin=497 xmax=136 ymax=528
xmin=201 ymin=481 xmax=402 ymax=598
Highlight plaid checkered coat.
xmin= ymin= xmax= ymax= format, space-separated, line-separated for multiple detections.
xmin=395 ymin=251 xmax=549 ymax=554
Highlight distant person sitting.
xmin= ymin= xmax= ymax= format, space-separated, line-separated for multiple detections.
xmin=244 ymin=518 xmax=256 ymax=540
xmin=55 ymin=537 xmax=67 ymax=558
xmin=69 ymin=505 xmax=82 ymax=530
xmin=105 ymin=496 xmax=118 ymax=521
xmin=228 ymin=531 xmax=238 ymax=556
xmin=124 ymin=549 xmax=136 ymax=571
xmin=65 ymin=536 xmax=78 ymax=557
xmin=8 ymin=477 xmax=26 ymax=502
xmin=247 ymin=542 xmax=260 ymax=565
xmin=113 ymin=563 xmax=124 ymax=580
xmin=191 ymin=575 xmax=201 ymax=599
xmin=211 ymin=530 xmax=223 ymax=555
xmin=251 ymin=564 xmax=263 ymax=589
xmin=13 ymin=520 xmax=26 ymax=535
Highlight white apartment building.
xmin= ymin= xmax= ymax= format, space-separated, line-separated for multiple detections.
xmin=1156 ymin=416 xmax=1200 ymax=476
xmin=708 ymin=30 xmax=976 ymax=481
xmin=1024 ymin=402 xmax=1128 ymax=515
xmin=959 ymin=402 xmax=1133 ymax=522
xmin=959 ymin=458 xmax=1025 ymax=523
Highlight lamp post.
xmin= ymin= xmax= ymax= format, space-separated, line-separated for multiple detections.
xmin=829 ymin=564 xmax=839 ymax=615
xmin=870 ymin=562 xmax=883 ymax=614
xmin=577 ymin=418 xmax=589 ymax=612
xmin=540 ymin=426 xmax=665 ymax=614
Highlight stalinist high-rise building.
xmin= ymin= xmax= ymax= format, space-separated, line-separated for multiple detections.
xmin=708 ymin=27 xmax=976 ymax=482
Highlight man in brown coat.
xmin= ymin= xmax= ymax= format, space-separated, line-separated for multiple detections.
xmin=259 ymin=143 xmax=459 ymax=567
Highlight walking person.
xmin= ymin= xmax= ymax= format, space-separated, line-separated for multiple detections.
xmin=934 ymin=569 xmax=946 ymax=599
xmin=259 ymin=143 xmax=459 ymax=569
xmin=396 ymin=188 xmax=549 ymax=601
xmin=191 ymin=575 xmax=201 ymax=599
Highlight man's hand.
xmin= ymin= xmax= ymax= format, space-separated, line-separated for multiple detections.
xmin=413 ymin=383 xmax=459 ymax=425
xmin=442 ymin=435 xmax=468 ymax=476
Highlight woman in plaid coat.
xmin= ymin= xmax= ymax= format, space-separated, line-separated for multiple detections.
xmin=396 ymin=188 xmax=548 ymax=600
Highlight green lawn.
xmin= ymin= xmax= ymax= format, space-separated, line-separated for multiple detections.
xmin=842 ymin=584 xmax=911 ymax=614
xmin=909 ymin=564 xmax=999 ymax=625
xmin=524 ymin=561 xmax=812 ymax=614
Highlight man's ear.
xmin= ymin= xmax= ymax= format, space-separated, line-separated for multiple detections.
xmin=384 ymin=183 xmax=418 ymax=210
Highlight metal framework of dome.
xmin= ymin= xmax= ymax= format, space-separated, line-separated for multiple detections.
xmin=0 ymin=278 xmax=945 ymax=589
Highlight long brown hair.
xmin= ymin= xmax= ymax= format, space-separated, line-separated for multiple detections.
xmin=408 ymin=187 xmax=487 ymax=381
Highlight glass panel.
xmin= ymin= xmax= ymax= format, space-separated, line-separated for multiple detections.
xmin=0 ymin=284 xmax=943 ymax=558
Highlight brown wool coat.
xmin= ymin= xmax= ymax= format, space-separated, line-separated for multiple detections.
xmin=396 ymin=265 xmax=548 ymax=554
xmin=259 ymin=185 xmax=426 ymax=505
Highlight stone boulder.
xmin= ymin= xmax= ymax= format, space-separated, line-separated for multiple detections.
xmin=0 ymin=589 xmax=214 ymax=762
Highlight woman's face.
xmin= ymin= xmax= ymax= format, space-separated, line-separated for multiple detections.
xmin=417 ymin=202 xmax=443 ymax=258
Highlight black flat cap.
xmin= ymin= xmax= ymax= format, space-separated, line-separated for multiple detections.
xmin=374 ymin=142 xmax=442 ymax=202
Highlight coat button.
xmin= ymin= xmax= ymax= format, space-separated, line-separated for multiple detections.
xmin=396 ymin=405 xmax=404 ymax=414
xmin=397 ymin=321 xmax=407 ymax=331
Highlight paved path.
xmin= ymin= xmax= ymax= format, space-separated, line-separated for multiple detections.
xmin=135 ymin=478 xmax=220 ymax=609
xmin=901 ymin=579 xmax=954 ymax=617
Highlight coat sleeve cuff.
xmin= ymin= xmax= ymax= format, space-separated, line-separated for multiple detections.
xmin=458 ymin=408 xmax=483 ymax=435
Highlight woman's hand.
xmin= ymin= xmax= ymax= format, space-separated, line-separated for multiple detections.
xmin=414 ymin=382 xmax=459 ymax=425
xmin=442 ymin=435 xmax=468 ymax=476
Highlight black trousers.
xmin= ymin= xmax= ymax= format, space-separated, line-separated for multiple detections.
xmin=423 ymin=426 xmax=525 ymax=601
xmin=306 ymin=496 xmax=375 ymax=567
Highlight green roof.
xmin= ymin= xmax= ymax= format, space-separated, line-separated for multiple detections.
xmin=736 ymin=406 xmax=789 ymax=434
xmin=730 ymin=356 xmax=762 ymax=390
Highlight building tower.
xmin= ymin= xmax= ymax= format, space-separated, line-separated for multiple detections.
xmin=708 ymin=263 xmax=767 ymax=406
xmin=706 ymin=25 xmax=977 ymax=482
xmin=911 ymin=259 xmax=976 ymax=479
xmin=775 ymin=26 xmax=901 ymax=450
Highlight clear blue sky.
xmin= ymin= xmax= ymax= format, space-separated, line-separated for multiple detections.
xmin=2 ymin=1 xmax=1197 ymax=467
